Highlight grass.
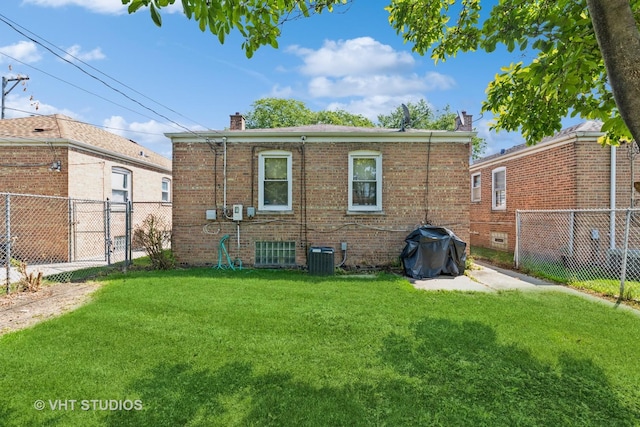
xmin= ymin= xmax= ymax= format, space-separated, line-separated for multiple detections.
xmin=470 ymin=246 xmax=640 ymax=305
xmin=1 ymin=268 xmax=640 ymax=426
xmin=469 ymin=246 xmax=515 ymax=269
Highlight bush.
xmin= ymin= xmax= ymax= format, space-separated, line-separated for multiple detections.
xmin=133 ymin=214 xmax=174 ymax=270
xmin=10 ymin=258 xmax=43 ymax=292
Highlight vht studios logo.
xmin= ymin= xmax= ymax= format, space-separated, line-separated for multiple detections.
xmin=34 ymin=399 xmax=143 ymax=411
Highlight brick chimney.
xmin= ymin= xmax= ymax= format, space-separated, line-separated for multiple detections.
xmin=230 ymin=112 xmax=245 ymax=131
xmin=455 ymin=111 xmax=473 ymax=131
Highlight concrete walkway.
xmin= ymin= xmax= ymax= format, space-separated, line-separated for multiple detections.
xmin=411 ymin=261 xmax=640 ymax=316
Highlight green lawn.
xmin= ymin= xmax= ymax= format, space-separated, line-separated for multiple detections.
xmin=1 ymin=268 xmax=640 ymax=426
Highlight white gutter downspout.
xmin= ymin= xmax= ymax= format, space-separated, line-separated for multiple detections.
xmin=610 ymin=144 xmax=616 ymax=249
xmin=222 ymin=136 xmax=232 ymax=220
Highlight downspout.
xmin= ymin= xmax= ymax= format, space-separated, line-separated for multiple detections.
xmin=222 ymin=137 xmax=232 ymax=219
xmin=610 ymin=144 xmax=616 ymax=249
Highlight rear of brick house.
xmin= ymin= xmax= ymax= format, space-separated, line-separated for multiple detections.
xmin=168 ymin=113 xmax=474 ymax=269
xmin=470 ymin=121 xmax=640 ymax=256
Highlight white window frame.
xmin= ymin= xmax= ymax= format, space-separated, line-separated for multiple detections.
xmin=258 ymin=150 xmax=292 ymax=211
xmin=348 ymin=150 xmax=382 ymax=212
xmin=111 ymin=167 xmax=132 ymax=203
xmin=471 ymin=172 xmax=481 ymax=202
xmin=492 ymin=167 xmax=506 ymax=210
xmin=161 ymin=178 xmax=171 ymax=202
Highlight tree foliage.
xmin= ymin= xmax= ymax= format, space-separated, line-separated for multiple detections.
xmin=124 ymin=0 xmax=640 ymax=149
xmin=377 ymin=100 xmax=486 ymax=159
xmin=121 ymin=0 xmax=350 ymax=58
xmin=243 ymin=98 xmax=374 ymax=128
xmin=386 ymin=0 xmax=640 ymax=147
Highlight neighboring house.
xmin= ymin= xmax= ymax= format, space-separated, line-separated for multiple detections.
xmin=0 ymin=114 xmax=172 ymax=200
xmin=167 ymin=113 xmax=474 ymax=269
xmin=0 ymin=114 xmax=172 ymax=263
xmin=469 ymin=121 xmax=640 ymax=253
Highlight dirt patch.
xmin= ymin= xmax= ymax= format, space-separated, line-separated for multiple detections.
xmin=0 ymin=282 xmax=102 ymax=336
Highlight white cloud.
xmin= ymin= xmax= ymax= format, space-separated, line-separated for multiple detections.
xmin=327 ymin=94 xmax=426 ymax=122
xmin=475 ymin=118 xmax=524 ymax=156
xmin=22 ymin=0 xmax=128 ymax=14
xmin=268 ymin=84 xmax=293 ymax=98
xmin=423 ymin=71 xmax=456 ymax=91
xmin=0 ymin=41 xmax=41 ymax=64
xmin=63 ymin=45 xmax=105 ymax=62
xmin=308 ymin=74 xmax=434 ymax=98
xmin=288 ymin=36 xmax=415 ymax=77
xmin=1 ymin=93 xmax=77 ymax=119
xmin=22 ymin=0 xmax=182 ymax=15
xmin=103 ymin=116 xmax=177 ymax=159
xmin=281 ymin=37 xmax=457 ymax=122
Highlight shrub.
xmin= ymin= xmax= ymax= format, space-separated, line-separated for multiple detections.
xmin=133 ymin=214 xmax=174 ymax=270
xmin=10 ymin=258 xmax=43 ymax=292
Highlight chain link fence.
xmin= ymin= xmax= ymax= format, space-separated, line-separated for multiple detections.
xmin=515 ymin=209 xmax=640 ymax=285
xmin=1 ymin=193 xmax=171 ymax=292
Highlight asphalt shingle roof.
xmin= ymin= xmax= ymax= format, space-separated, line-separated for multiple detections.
xmin=0 ymin=114 xmax=171 ymax=170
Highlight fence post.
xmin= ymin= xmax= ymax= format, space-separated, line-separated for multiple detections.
xmin=568 ymin=211 xmax=575 ymax=257
xmin=124 ymin=200 xmax=132 ymax=273
xmin=4 ymin=194 xmax=10 ymax=294
xmin=105 ymin=199 xmax=111 ymax=266
xmin=619 ymin=209 xmax=632 ymax=300
xmin=515 ymin=210 xmax=520 ymax=268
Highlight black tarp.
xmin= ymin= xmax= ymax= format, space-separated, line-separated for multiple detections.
xmin=400 ymin=226 xmax=467 ymax=279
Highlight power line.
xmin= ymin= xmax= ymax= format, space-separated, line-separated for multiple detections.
xmin=0 ymin=12 xmax=222 ymax=141
xmin=0 ymin=12 xmax=211 ymax=131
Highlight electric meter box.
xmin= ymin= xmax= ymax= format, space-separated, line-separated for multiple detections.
xmin=232 ymin=204 xmax=243 ymax=221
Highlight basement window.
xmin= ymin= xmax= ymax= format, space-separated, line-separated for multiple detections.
xmin=255 ymin=241 xmax=296 ymax=266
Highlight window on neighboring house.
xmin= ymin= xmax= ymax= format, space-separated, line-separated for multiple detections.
xmin=471 ymin=173 xmax=481 ymax=202
xmin=111 ymin=167 xmax=131 ymax=203
xmin=492 ymin=167 xmax=506 ymax=210
xmin=349 ymin=151 xmax=382 ymax=212
xmin=258 ymin=151 xmax=292 ymax=211
xmin=162 ymin=178 xmax=171 ymax=202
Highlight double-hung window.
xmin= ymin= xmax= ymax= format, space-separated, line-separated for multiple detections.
xmin=258 ymin=151 xmax=292 ymax=211
xmin=471 ymin=172 xmax=481 ymax=202
xmin=111 ymin=167 xmax=131 ymax=203
xmin=349 ymin=151 xmax=382 ymax=212
xmin=492 ymin=167 xmax=506 ymax=210
xmin=161 ymin=178 xmax=171 ymax=202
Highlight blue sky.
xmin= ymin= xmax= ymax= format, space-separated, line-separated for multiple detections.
xmin=0 ymin=1 xmax=581 ymax=159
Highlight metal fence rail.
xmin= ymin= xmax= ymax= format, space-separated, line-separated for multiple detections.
xmin=2 ymin=193 xmax=171 ymax=291
xmin=515 ymin=209 xmax=640 ymax=287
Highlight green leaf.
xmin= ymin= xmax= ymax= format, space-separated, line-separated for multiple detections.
xmin=150 ymin=3 xmax=162 ymax=27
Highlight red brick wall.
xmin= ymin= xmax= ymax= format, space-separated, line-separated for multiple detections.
xmin=470 ymin=138 xmax=640 ymax=253
xmin=0 ymin=146 xmax=69 ymax=196
xmin=470 ymin=141 xmax=578 ymax=252
xmin=172 ymin=138 xmax=470 ymax=268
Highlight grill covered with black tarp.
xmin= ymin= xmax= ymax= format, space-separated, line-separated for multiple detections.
xmin=400 ymin=226 xmax=467 ymax=279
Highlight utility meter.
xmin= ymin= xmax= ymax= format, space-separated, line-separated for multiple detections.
xmin=232 ymin=204 xmax=243 ymax=221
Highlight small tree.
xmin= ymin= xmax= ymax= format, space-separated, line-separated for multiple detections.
xmin=133 ymin=214 xmax=174 ymax=270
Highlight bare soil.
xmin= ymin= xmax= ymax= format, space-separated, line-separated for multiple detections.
xmin=0 ymin=282 xmax=102 ymax=336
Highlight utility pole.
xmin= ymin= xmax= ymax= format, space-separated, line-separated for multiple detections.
xmin=2 ymin=75 xmax=29 ymax=119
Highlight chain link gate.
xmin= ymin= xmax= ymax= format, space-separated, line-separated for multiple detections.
xmin=2 ymin=193 xmax=170 ymax=292
xmin=515 ymin=209 xmax=640 ymax=290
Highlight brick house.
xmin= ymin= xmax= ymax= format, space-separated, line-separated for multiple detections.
xmin=469 ymin=121 xmax=640 ymax=254
xmin=0 ymin=114 xmax=172 ymax=263
xmin=167 ymin=113 xmax=474 ymax=269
